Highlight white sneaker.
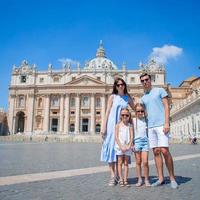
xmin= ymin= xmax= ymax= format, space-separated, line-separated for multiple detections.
xmin=170 ymin=180 xmax=178 ymax=189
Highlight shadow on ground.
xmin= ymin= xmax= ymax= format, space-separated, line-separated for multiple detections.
xmin=128 ymin=175 xmax=192 ymax=186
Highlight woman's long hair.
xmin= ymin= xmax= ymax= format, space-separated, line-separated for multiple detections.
xmin=112 ymin=77 xmax=129 ymax=95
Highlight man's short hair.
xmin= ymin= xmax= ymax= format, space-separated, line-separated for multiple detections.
xmin=140 ymin=72 xmax=151 ymax=80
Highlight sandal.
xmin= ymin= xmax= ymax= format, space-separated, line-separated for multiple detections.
xmin=145 ymin=180 xmax=151 ymax=187
xmin=124 ymin=180 xmax=130 ymax=187
xmin=108 ymin=177 xmax=116 ymax=186
xmin=119 ymin=180 xmax=124 ymax=187
xmin=136 ymin=179 xmax=143 ymax=187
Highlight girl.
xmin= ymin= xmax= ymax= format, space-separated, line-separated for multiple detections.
xmin=100 ymin=78 xmax=135 ymax=186
xmin=133 ymin=103 xmax=151 ymax=187
xmin=115 ymin=108 xmax=133 ymax=187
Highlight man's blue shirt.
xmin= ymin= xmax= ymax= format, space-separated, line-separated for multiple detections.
xmin=141 ymin=87 xmax=168 ymax=128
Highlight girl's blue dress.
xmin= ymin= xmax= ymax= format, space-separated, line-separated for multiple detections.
xmin=100 ymin=94 xmax=129 ymax=163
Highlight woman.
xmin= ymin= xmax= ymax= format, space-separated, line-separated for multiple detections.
xmin=100 ymin=77 xmax=135 ymax=186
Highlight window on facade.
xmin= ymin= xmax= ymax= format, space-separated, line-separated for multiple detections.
xmin=51 ymin=118 xmax=58 ymax=132
xmin=18 ymin=96 xmax=25 ymax=108
xmin=97 ymin=77 xmax=101 ymax=81
xmin=130 ymin=77 xmax=135 ymax=83
xmin=96 ymin=97 xmax=101 ymax=108
xmin=51 ymin=96 xmax=59 ymax=107
xmin=70 ymin=124 xmax=75 ymax=132
xmin=70 ymin=98 xmax=75 ymax=107
xmin=38 ymin=98 xmax=42 ymax=108
xmin=39 ymin=78 xmax=44 ymax=83
xmin=53 ymin=77 xmax=60 ymax=82
xmin=82 ymin=110 xmax=89 ymax=114
xmin=21 ymin=75 xmax=27 ymax=83
xmin=72 ymin=76 xmax=76 ymax=81
xmin=96 ymin=111 xmax=101 ymax=115
xmin=82 ymin=96 xmax=89 ymax=107
xmin=82 ymin=118 xmax=88 ymax=132
xmin=151 ymin=74 xmax=156 ymax=82
xmin=70 ymin=111 xmax=75 ymax=115
xmin=96 ymin=124 xmax=101 ymax=133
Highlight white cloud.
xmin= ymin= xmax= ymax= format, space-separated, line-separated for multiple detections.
xmin=149 ymin=45 xmax=183 ymax=64
xmin=58 ymin=58 xmax=79 ymax=66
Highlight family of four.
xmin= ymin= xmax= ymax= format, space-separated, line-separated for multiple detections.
xmin=100 ymin=72 xmax=178 ymax=189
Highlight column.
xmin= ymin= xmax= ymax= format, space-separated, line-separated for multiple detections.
xmin=90 ymin=94 xmax=95 ymax=134
xmin=59 ymin=94 xmax=64 ymax=133
xmin=27 ymin=94 xmax=35 ymax=133
xmin=44 ymin=95 xmax=50 ymax=133
xmin=101 ymin=94 xmax=106 ymax=127
xmin=195 ymin=113 xmax=198 ymax=136
xmin=189 ymin=115 xmax=193 ymax=137
xmin=8 ymin=95 xmax=16 ymax=134
xmin=64 ymin=94 xmax=70 ymax=134
xmin=75 ymin=94 xmax=80 ymax=134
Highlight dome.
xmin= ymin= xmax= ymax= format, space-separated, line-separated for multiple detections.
xmin=84 ymin=40 xmax=118 ymax=71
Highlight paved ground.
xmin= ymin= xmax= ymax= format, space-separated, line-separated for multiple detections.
xmin=0 ymin=142 xmax=200 ymax=200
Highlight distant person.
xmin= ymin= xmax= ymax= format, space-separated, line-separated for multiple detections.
xmin=140 ymin=72 xmax=178 ymax=189
xmin=115 ymin=108 xmax=133 ymax=187
xmin=100 ymin=77 xmax=135 ymax=186
xmin=132 ymin=103 xmax=151 ymax=187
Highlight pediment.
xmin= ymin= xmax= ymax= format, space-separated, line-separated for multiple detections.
xmin=66 ymin=75 xmax=105 ymax=86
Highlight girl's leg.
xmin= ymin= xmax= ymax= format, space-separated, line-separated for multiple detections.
xmin=124 ymin=156 xmax=130 ymax=186
xmin=135 ymin=152 xmax=143 ymax=185
xmin=117 ymin=156 xmax=124 ymax=183
xmin=117 ymin=156 xmax=124 ymax=186
xmin=141 ymin=151 xmax=151 ymax=186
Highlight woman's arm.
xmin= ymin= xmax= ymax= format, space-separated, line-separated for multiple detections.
xmin=127 ymin=126 xmax=134 ymax=149
xmin=115 ymin=124 xmax=123 ymax=150
xmin=128 ymin=96 xmax=135 ymax=111
xmin=101 ymin=95 xmax=113 ymax=138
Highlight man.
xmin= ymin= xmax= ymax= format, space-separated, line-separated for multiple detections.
xmin=140 ymin=72 xmax=178 ymax=189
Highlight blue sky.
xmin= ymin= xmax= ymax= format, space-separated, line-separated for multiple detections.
xmin=0 ymin=0 xmax=199 ymax=110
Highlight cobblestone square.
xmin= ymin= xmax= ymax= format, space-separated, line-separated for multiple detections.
xmin=0 ymin=142 xmax=200 ymax=200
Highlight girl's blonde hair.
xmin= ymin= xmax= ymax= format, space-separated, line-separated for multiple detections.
xmin=120 ymin=108 xmax=132 ymax=124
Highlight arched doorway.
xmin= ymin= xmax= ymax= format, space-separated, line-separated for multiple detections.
xmin=16 ymin=111 xmax=25 ymax=133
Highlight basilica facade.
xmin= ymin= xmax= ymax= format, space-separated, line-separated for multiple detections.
xmin=8 ymin=41 xmax=166 ymax=135
xmin=170 ymin=77 xmax=200 ymax=141
xmin=7 ymin=41 xmax=199 ymax=140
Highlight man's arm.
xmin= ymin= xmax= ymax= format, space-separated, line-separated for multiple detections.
xmin=162 ymin=96 xmax=170 ymax=134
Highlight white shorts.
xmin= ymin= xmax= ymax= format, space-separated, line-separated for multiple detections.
xmin=148 ymin=126 xmax=169 ymax=148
